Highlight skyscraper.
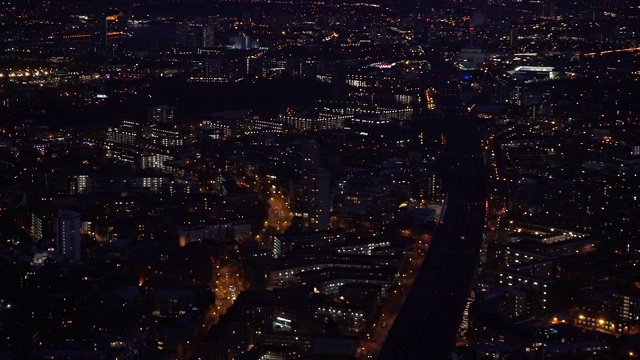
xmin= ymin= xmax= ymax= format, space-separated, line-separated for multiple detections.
xmin=148 ymin=106 xmax=176 ymax=124
xmin=308 ymin=169 xmax=331 ymax=231
xmin=290 ymin=169 xmax=331 ymax=231
xmin=203 ymin=26 xmax=216 ymax=48
xmin=54 ymin=210 xmax=81 ymax=261
xmin=92 ymin=1 xmax=108 ymax=52
xmin=330 ymin=61 xmax=347 ymax=101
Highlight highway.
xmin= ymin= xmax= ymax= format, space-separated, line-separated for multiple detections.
xmin=377 ymin=110 xmax=487 ymax=360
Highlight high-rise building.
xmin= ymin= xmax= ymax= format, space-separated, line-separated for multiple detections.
xmin=30 ymin=210 xmax=52 ymax=243
xmin=291 ymin=169 xmax=331 ymax=231
xmin=228 ymin=35 xmax=259 ymax=50
xmin=92 ymin=1 xmax=108 ymax=51
xmin=331 ymin=62 xmax=347 ymax=101
xmin=107 ymin=123 xmax=138 ymax=145
xmin=54 ymin=210 xmax=82 ymax=261
xmin=203 ymin=26 xmax=216 ymax=48
xmin=176 ymin=23 xmax=203 ymax=53
xmin=148 ymin=106 xmax=176 ymax=124
xmin=308 ymin=170 xmax=331 ymax=231
xmin=68 ymin=174 xmax=88 ymax=195
xmin=611 ymin=292 xmax=640 ymax=322
xmin=140 ymin=154 xmax=174 ymax=173
xmin=302 ymin=140 xmax=321 ymax=169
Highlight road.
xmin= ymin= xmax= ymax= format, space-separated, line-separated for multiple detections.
xmin=357 ymin=234 xmax=431 ymax=359
xmin=377 ymin=110 xmax=487 ymax=360
xmin=267 ymin=192 xmax=293 ymax=233
xmin=254 ymin=177 xmax=293 ymax=244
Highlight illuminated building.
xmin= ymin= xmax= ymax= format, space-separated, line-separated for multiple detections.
xmin=54 ymin=210 xmax=82 ymax=261
xmin=290 ymin=169 xmax=331 ymax=231
xmin=273 ymin=230 xmax=347 ymax=258
xmin=148 ymin=106 xmax=176 ymax=124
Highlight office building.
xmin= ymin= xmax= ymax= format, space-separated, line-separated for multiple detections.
xmin=308 ymin=170 xmax=331 ymax=231
xmin=148 ymin=106 xmax=176 ymax=124
xmin=228 ymin=35 xmax=259 ymax=50
xmin=54 ymin=210 xmax=82 ymax=261
xmin=203 ymin=26 xmax=216 ymax=48
xmin=291 ymin=170 xmax=331 ymax=231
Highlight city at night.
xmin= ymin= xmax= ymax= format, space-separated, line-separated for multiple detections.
xmin=1 ymin=0 xmax=640 ymax=359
